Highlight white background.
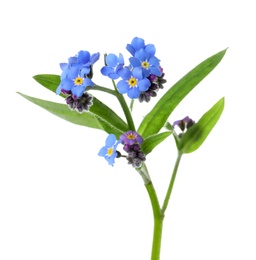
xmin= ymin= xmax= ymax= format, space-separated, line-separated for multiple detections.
xmin=1 ymin=0 xmax=256 ymax=259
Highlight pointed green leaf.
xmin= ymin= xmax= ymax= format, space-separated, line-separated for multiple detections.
xmin=178 ymin=97 xmax=225 ymax=154
xmin=33 ymin=74 xmax=61 ymax=92
xmin=138 ymin=49 xmax=227 ymax=138
xmin=141 ymin=131 xmax=172 ymax=155
xmin=17 ymin=92 xmax=126 ymax=137
xmin=32 ymin=74 xmax=129 ymax=135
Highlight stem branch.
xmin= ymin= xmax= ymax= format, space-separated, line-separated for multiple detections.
xmin=161 ymin=152 xmax=182 ymax=215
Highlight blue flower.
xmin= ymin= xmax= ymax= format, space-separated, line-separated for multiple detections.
xmin=126 ymin=37 xmax=145 ymax=56
xmin=98 ymin=134 xmax=121 ymax=166
xmin=101 ymin=53 xmax=125 ymax=79
xmin=129 ymin=49 xmax=162 ymax=77
xmin=116 ymin=67 xmax=151 ymax=99
xmin=59 ymin=50 xmax=100 ymax=77
xmin=126 ymin=37 xmax=157 ymax=57
xmin=56 ymin=67 xmax=94 ymax=98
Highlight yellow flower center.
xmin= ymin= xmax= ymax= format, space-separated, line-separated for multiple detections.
xmin=128 ymin=77 xmax=137 ymax=87
xmin=141 ymin=61 xmax=149 ymax=69
xmin=107 ymin=147 xmax=114 ymax=156
xmin=127 ymin=133 xmax=136 ymax=140
xmin=74 ymin=77 xmax=83 ymax=85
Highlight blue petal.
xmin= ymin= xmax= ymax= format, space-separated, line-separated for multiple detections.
xmin=101 ymin=66 xmax=114 ymax=76
xmin=144 ymin=44 xmax=156 ymax=56
xmin=126 ymin=44 xmax=135 ymax=56
xmin=138 ymin=78 xmax=151 ymax=91
xmin=106 ymin=154 xmax=116 ymax=166
xmin=135 ymin=49 xmax=149 ymax=61
xmin=105 ymin=134 xmax=116 ymax=146
xmin=56 ymin=83 xmax=62 ymax=94
xmin=66 ymin=67 xmax=79 ymax=79
xmin=91 ymin=52 xmax=100 ymax=64
xmin=98 ymin=146 xmax=108 ymax=156
xmin=77 ymin=51 xmax=90 ymax=64
xmin=149 ymin=56 xmax=160 ymax=66
xmin=118 ymin=53 xmax=124 ymax=64
xmin=117 ymin=80 xmax=129 ymax=94
xmin=127 ymin=87 xmax=140 ymax=99
xmin=132 ymin=67 xmax=143 ymax=80
xmin=83 ymin=78 xmax=94 ymax=88
xmin=131 ymin=37 xmax=145 ymax=51
xmin=68 ymin=56 xmax=78 ymax=65
xmin=142 ymin=68 xmax=150 ymax=77
xmin=118 ymin=68 xmax=131 ymax=80
xmin=149 ymin=66 xmax=162 ymax=77
xmin=80 ymin=67 xmax=90 ymax=76
xmin=61 ymin=78 xmax=74 ymax=91
xmin=106 ymin=54 xmax=118 ymax=67
xmin=129 ymin=57 xmax=141 ymax=68
xmin=71 ymin=85 xmax=85 ymax=98
xmin=108 ymin=73 xmax=120 ymax=80
xmin=60 ymin=63 xmax=68 ymax=71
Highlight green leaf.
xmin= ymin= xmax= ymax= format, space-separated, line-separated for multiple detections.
xmin=90 ymin=98 xmax=129 ymax=134
xmin=178 ymin=97 xmax=225 ymax=154
xmin=33 ymin=74 xmax=61 ymax=92
xmin=137 ymin=48 xmax=227 ymax=138
xmin=17 ymin=92 xmax=127 ymax=137
xmin=141 ymin=131 xmax=172 ymax=155
xmin=32 ymin=74 xmax=129 ymax=135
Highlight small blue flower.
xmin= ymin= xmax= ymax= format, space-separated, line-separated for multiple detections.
xmin=59 ymin=50 xmax=100 ymax=77
xmin=116 ymin=67 xmax=151 ymax=99
xmin=129 ymin=49 xmax=162 ymax=77
xmin=98 ymin=134 xmax=121 ymax=166
xmin=126 ymin=37 xmax=157 ymax=57
xmin=126 ymin=37 xmax=145 ymax=56
xmin=101 ymin=53 xmax=125 ymax=79
xmin=56 ymin=67 xmax=94 ymax=98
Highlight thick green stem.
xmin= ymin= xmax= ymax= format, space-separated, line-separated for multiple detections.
xmin=137 ymin=164 xmax=163 ymax=260
xmin=145 ymin=183 xmax=164 ymax=260
xmin=161 ymin=152 xmax=182 ymax=215
xmin=139 ymin=152 xmax=182 ymax=260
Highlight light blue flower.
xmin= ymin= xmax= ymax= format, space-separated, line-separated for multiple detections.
xmin=98 ymin=134 xmax=121 ymax=166
xmin=101 ymin=53 xmax=125 ymax=79
xmin=59 ymin=50 xmax=100 ymax=77
xmin=126 ymin=37 xmax=145 ymax=56
xmin=56 ymin=67 xmax=94 ymax=98
xmin=129 ymin=49 xmax=162 ymax=77
xmin=126 ymin=37 xmax=157 ymax=57
xmin=116 ymin=67 xmax=151 ymax=99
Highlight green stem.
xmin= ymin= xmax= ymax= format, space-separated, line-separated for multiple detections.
xmin=161 ymin=152 xmax=183 ymax=215
xmin=89 ymin=83 xmax=136 ymax=131
xmin=116 ymin=92 xmax=136 ymax=131
xmin=145 ymin=183 xmax=164 ymax=260
xmin=137 ymin=163 xmax=163 ymax=260
xmin=111 ymin=80 xmax=136 ymax=131
xmin=89 ymin=85 xmax=117 ymax=96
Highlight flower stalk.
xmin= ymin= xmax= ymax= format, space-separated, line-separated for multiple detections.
xmin=140 ymin=151 xmax=183 ymax=260
xmin=145 ymin=182 xmax=163 ymax=260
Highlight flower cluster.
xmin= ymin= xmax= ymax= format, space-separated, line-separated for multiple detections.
xmin=98 ymin=131 xmax=146 ymax=168
xmin=173 ymin=116 xmax=195 ymax=138
xmin=120 ymin=131 xmax=146 ymax=168
xmin=101 ymin=37 xmax=166 ymax=100
xmin=56 ymin=50 xmax=100 ymax=112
